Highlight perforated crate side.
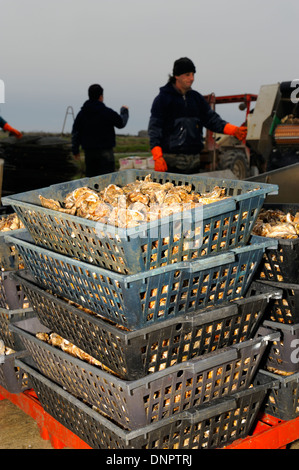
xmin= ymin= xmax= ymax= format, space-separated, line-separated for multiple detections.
xmin=0 ymin=271 xmax=30 ymax=310
xmin=12 ymin=271 xmax=278 ymax=380
xmin=0 ymin=208 xmax=24 ymax=271
xmin=255 ymin=369 xmax=299 ymax=421
xmin=2 ymin=170 xmax=278 ymax=274
xmin=16 ymin=359 xmax=274 ymax=450
xmin=255 ymin=203 xmax=299 ymax=284
xmin=5 ymin=232 xmax=276 ymax=330
xmin=260 ymin=280 xmax=299 ymax=324
xmin=0 ymin=306 xmax=35 ymax=349
xmin=0 ymin=351 xmax=30 ymax=393
xmin=258 ymin=321 xmax=299 ymax=374
xmin=11 ymin=317 xmax=278 ymax=430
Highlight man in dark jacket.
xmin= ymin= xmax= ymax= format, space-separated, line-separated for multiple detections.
xmin=0 ymin=116 xmax=22 ymax=138
xmin=148 ymin=57 xmax=246 ymax=173
xmin=72 ymin=84 xmax=129 ymax=176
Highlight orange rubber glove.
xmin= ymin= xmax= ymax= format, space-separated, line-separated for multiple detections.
xmin=3 ymin=123 xmax=22 ymax=138
xmin=151 ymin=146 xmax=168 ymax=171
xmin=223 ymin=123 xmax=247 ymax=141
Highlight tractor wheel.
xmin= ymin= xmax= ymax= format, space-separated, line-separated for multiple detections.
xmin=217 ymin=149 xmax=250 ymax=180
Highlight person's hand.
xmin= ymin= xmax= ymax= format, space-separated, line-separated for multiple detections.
xmin=234 ymin=126 xmax=247 ymax=140
xmin=3 ymin=123 xmax=22 ymax=138
xmin=223 ymin=123 xmax=247 ymax=141
xmin=151 ymin=146 xmax=168 ymax=172
xmin=154 ymin=157 xmax=168 ymax=171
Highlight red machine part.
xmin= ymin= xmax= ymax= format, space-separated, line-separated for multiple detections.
xmin=204 ymin=93 xmax=258 ymax=150
xmin=0 ymin=385 xmax=91 ymax=449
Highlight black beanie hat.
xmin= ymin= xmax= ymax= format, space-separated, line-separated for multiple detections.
xmin=173 ymin=57 xmax=196 ymax=76
xmin=88 ymin=84 xmax=103 ymax=101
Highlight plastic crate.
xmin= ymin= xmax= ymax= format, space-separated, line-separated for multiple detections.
xmin=258 ymin=321 xmax=299 ymax=374
xmin=0 ymin=206 xmax=24 ymax=272
xmin=1 ymin=170 xmax=278 ymax=274
xmin=4 ymin=231 xmax=277 ymax=330
xmin=258 ymin=280 xmax=299 ymax=324
xmin=0 ymin=350 xmax=30 ymax=393
xmin=10 ymin=316 xmax=278 ymax=431
xmin=16 ymin=359 xmax=276 ymax=449
xmin=0 ymin=305 xmax=35 ymax=349
xmin=11 ymin=271 xmax=282 ymax=379
xmin=0 ymin=270 xmax=30 ymax=311
xmin=255 ymin=203 xmax=299 ymax=284
xmin=255 ymin=369 xmax=299 ymax=421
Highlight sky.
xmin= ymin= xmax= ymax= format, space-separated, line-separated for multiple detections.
xmin=0 ymin=0 xmax=299 ymax=136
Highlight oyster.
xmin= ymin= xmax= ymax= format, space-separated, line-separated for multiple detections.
xmin=252 ymin=208 xmax=299 ymax=239
xmin=38 ymin=174 xmax=230 ymax=229
xmin=0 ymin=213 xmax=25 ymax=231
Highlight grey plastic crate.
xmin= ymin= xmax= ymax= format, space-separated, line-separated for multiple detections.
xmin=0 ymin=350 xmax=30 ymax=393
xmin=0 ymin=206 xmax=24 ymax=271
xmin=0 ymin=270 xmax=30 ymax=311
xmin=10 ymin=316 xmax=279 ymax=431
xmin=257 ymin=280 xmax=299 ymax=324
xmin=255 ymin=203 xmax=299 ymax=284
xmin=4 ymin=231 xmax=278 ymax=330
xmin=258 ymin=321 xmax=299 ymax=374
xmin=255 ymin=369 xmax=299 ymax=421
xmin=2 ymin=170 xmax=278 ymax=274
xmin=11 ymin=270 xmax=282 ymax=379
xmin=16 ymin=359 xmax=276 ymax=449
xmin=0 ymin=305 xmax=35 ymax=349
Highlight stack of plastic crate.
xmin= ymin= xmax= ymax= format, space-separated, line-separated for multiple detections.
xmin=0 ymin=207 xmax=34 ymax=394
xmin=3 ymin=170 xmax=280 ymax=449
xmin=253 ymin=203 xmax=299 ymax=421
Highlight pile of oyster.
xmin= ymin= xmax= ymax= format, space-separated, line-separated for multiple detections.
xmin=39 ymin=175 xmax=228 ymax=228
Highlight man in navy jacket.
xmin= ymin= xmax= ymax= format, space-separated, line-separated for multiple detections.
xmin=148 ymin=57 xmax=246 ymax=173
xmin=72 ymin=84 xmax=129 ymax=176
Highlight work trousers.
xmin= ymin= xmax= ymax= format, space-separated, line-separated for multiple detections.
xmin=164 ymin=153 xmax=201 ymax=174
xmin=84 ymin=148 xmax=115 ymax=177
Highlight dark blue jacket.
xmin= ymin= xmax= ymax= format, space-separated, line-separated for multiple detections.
xmin=0 ymin=116 xmax=7 ymax=129
xmin=148 ymin=82 xmax=227 ymax=154
xmin=72 ymin=100 xmax=128 ymax=154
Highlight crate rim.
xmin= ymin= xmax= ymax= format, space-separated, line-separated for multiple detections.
xmin=258 ymin=368 xmax=299 ymax=386
xmin=263 ymin=319 xmax=299 ymax=334
xmin=256 ymin=279 xmax=299 ymax=291
xmin=0 ymin=349 xmax=29 ymax=365
xmin=0 ymin=305 xmax=33 ymax=316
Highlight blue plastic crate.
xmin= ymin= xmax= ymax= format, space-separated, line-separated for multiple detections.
xmin=2 ymin=170 xmax=278 ymax=274
xmin=5 ymin=231 xmax=277 ymax=330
